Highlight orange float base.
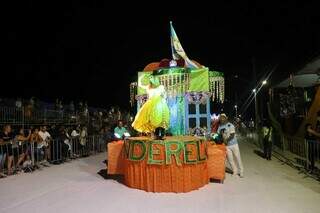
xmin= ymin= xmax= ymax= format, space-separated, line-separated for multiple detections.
xmin=107 ymin=136 xmax=226 ymax=193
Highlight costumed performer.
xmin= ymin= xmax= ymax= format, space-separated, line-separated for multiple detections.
xmin=132 ymin=74 xmax=170 ymax=139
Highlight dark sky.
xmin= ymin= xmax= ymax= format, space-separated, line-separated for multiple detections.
xmin=4 ymin=1 xmax=320 ymax=110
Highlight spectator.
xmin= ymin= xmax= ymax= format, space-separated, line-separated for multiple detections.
xmin=0 ymin=136 xmax=7 ymax=178
xmin=71 ymin=125 xmax=80 ymax=158
xmin=114 ymin=120 xmax=129 ymax=139
xmin=78 ymin=102 xmax=83 ymax=113
xmin=30 ymin=127 xmax=42 ymax=168
xmin=217 ymin=113 xmax=244 ymax=178
xmin=15 ymin=98 xmax=22 ymax=108
xmin=103 ymin=124 xmax=114 ymax=144
xmin=80 ymin=126 xmax=88 ymax=157
xmin=30 ymin=97 xmax=35 ymax=107
xmin=38 ymin=126 xmax=51 ymax=166
xmin=58 ymin=126 xmax=69 ymax=162
xmin=262 ymin=120 xmax=273 ymax=160
xmin=64 ymin=127 xmax=72 ymax=155
xmin=0 ymin=125 xmax=15 ymax=175
xmin=55 ymin=99 xmax=59 ymax=110
xmin=14 ymin=128 xmax=32 ymax=169
xmin=69 ymin=101 xmax=75 ymax=114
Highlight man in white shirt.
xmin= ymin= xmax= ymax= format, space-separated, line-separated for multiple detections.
xmin=71 ymin=126 xmax=80 ymax=157
xmin=38 ymin=126 xmax=51 ymax=165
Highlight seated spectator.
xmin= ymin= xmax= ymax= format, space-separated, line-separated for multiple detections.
xmin=114 ymin=120 xmax=129 ymax=140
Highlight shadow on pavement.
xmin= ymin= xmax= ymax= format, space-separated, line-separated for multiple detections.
xmin=97 ymin=169 xmax=124 ymax=183
xmin=254 ymin=150 xmax=265 ymax=159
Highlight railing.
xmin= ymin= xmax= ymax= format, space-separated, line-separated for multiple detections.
xmin=0 ymin=106 xmax=83 ymax=125
xmin=242 ymin=128 xmax=320 ymax=179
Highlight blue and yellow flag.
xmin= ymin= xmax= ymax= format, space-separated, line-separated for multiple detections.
xmin=170 ymin=21 xmax=199 ymax=69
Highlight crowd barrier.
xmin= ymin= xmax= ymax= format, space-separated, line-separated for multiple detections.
xmin=0 ymin=134 xmax=106 ymax=176
xmin=242 ymin=129 xmax=320 ymax=178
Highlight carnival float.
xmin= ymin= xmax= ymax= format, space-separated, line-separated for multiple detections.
xmin=108 ymin=22 xmax=226 ymax=193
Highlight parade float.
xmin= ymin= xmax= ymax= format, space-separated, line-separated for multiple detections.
xmin=108 ymin=22 xmax=226 ymax=192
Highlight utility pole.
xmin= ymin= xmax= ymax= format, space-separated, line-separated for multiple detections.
xmin=252 ymin=56 xmax=259 ymax=129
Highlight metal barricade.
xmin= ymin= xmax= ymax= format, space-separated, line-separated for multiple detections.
xmin=305 ymin=139 xmax=320 ymax=172
xmin=0 ymin=140 xmax=30 ymax=175
xmin=0 ymin=134 xmax=105 ymax=177
xmin=0 ymin=107 xmax=24 ymax=124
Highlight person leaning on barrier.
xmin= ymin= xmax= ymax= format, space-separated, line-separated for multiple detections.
xmin=0 ymin=137 xmax=7 ymax=178
xmin=305 ymin=124 xmax=320 ymax=173
xmin=30 ymin=128 xmax=43 ymax=168
xmin=0 ymin=125 xmax=15 ymax=175
xmin=71 ymin=125 xmax=80 ymax=158
xmin=38 ymin=126 xmax=52 ymax=166
xmin=80 ymin=126 xmax=88 ymax=157
xmin=14 ymin=128 xmax=32 ymax=170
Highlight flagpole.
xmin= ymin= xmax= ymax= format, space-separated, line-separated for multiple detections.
xmin=169 ymin=21 xmax=174 ymax=60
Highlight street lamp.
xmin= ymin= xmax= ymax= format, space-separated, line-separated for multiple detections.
xmin=253 ymin=89 xmax=258 ymax=129
xmin=234 ymin=105 xmax=238 ymax=117
xmin=262 ymin=80 xmax=267 ymax=85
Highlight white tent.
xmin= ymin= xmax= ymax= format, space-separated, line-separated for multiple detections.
xmin=275 ymin=73 xmax=319 ymax=88
xmin=275 ymin=56 xmax=320 ymax=88
xmin=297 ymin=56 xmax=320 ymax=75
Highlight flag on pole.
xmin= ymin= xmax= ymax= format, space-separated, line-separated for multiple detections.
xmin=170 ymin=21 xmax=199 ymax=69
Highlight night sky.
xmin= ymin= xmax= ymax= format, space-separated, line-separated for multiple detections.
xmin=4 ymin=1 xmax=320 ymax=111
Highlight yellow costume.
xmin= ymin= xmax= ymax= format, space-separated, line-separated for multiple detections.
xmin=132 ymin=76 xmax=170 ymax=133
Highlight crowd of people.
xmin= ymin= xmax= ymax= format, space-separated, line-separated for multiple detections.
xmin=0 ymin=97 xmax=137 ymax=178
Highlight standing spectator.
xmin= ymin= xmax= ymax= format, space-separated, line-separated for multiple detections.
xmin=38 ymin=126 xmax=51 ymax=166
xmin=248 ymin=118 xmax=254 ymax=137
xmin=217 ymin=114 xmax=244 ymax=178
xmin=58 ymin=126 xmax=69 ymax=162
xmin=71 ymin=125 xmax=80 ymax=158
xmin=0 ymin=135 xmax=7 ymax=178
xmin=262 ymin=120 xmax=273 ymax=160
xmin=15 ymin=98 xmax=22 ymax=108
xmin=78 ymin=102 xmax=83 ymax=113
xmin=64 ymin=127 xmax=73 ymax=159
xmin=80 ymin=126 xmax=88 ymax=157
xmin=30 ymin=128 xmax=42 ymax=168
xmin=69 ymin=101 xmax=75 ymax=114
xmin=14 ymin=128 xmax=32 ymax=169
xmin=305 ymin=124 xmax=320 ymax=173
xmin=0 ymin=125 xmax=15 ymax=175
xmin=55 ymin=99 xmax=59 ymax=110
xmin=30 ymin=97 xmax=35 ymax=107
xmin=103 ymin=124 xmax=114 ymax=144
xmin=316 ymin=111 xmax=320 ymax=130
